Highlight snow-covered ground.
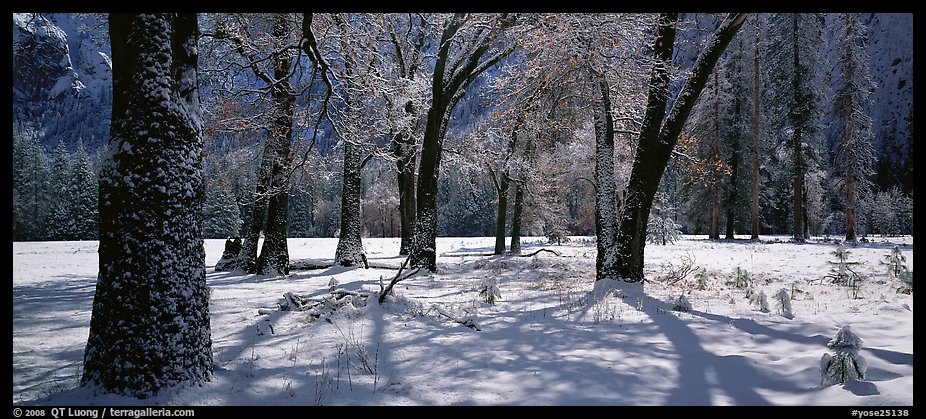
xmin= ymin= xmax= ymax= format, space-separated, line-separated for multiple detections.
xmin=13 ymin=236 xmax=913 ymax=406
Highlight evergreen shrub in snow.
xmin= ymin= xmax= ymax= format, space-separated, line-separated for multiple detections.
xmin=646 ymin=214 xmax=682 ymax=245
xmin=695 ymin=268 xmax=709 ymax=290
xmin=774 ymin=288 xmax=793 ymax=318
xmin=726 ymin=266 xmax=751 ymax=289
xmin=825 ymin=242 xmax=864 ymax=288
xmin=672 ymin=295 xmax=691 ymax=312
xmin=749 ymin=289 xmax=770 ymax=313
xmin=882 ymin=245 xmax=907 ymax=278
xmin=478 ymin=277 xmax=501 ymax=305
xmin=820 ymin=325 xmax=867 ymax=386
xmin=897 ymin=270 xmax=913 ymax=295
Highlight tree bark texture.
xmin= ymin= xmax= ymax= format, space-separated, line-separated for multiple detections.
xmin=82 ymin=13 xmax=212 ymax=397
xmin=335 ymin=138 xmax=367 ymax=267
xmin=510 ymin=183 xmax=524 ymax=254
xmin=751 ymin=17 xmax=762 ymax=240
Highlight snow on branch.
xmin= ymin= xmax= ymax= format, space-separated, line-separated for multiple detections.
xmin=429 ymin=304 xmax=481 ymax=331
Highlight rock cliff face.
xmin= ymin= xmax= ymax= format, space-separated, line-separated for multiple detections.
xmin=12 ymin=13 xmax=112 ymax=151
xmin=862 ymin=13 xmax=913 ymax=154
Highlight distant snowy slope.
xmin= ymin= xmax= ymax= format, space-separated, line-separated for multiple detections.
xmin=12 ymin=13 xmax=112 ymax=152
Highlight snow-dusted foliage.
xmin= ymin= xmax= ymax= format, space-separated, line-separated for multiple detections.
xmin=646 ymin=212 xmax=682 ymax=246
xmin=478 ymin=277 xmax=502 ymax=305
xmin=882 ymin=245 xmax=908 ymax=278
xmin=672 ymin=294 xmax=692 ymax=312
xmin=774 ymin=288 xmax=794 ymax=318
xmin=828 ymin=13 xmax=877 ymax=243
xmin=764 ymin=13 xmax=826 ymax=241
xmin=824 ymin=243 xmax=864 ymax=294
xmin=820 ymin=325 xmax=867 ymax=386
xmin=13 ymin=127 xmax=99 ymax=241
xmin=203 ymin=184 xmax=241 ymax=239
xmin=81 ymin=14 xmax=212 ymax=398
xmin=749 ymin=289 xmax=770 ymax=313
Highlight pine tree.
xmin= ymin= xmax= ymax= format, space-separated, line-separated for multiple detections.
xmin=830 ymin=13 xmax=876 ymax=243
xmin=72 ymin=142 xmax=99 ymax=240
xmin=47 ymin=141 xmax=76 ymax=240
xmin=646 ymin=192 xmax=682 ymax=245
xmin=203 ymin=182 xmax=241 ymax=239
xmin=13 ymin=126 xmax=50 ymax=241
xmin=82 ymin=13 xmax=212 ymax=398
xmin=765 ymin=13 xmax=826 ymax=241
xmin=820 ymin=325 xmax=866 ymax=386
xmin=774 ymin=287 xmax=793 ymax=318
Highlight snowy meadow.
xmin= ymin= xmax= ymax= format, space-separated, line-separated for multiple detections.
xmin=13 ymin=236 xmax=913 ymax=406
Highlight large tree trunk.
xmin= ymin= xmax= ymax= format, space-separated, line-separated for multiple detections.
xmin=591 ymin=71 xmax=619 ymax=280
xmin=394 ymin=133 xmax=417 ymax=255
xmin=237 ymin=148 xmax=271 ymax=273
xmin=409 ymin=94 xmax=451 ymax=271
xmin=335 ymin=138 xmax=367 ymax=267
xmin=709 ymin=69 xmax=721 ymax=240
xmin=256 ymin=15 xmax=296 ymax=276
xmin=82 ymin=13 xmax=212 ymax=397
xmin=725 ymin=130 xmax=740 ymax=239
xmin=510 ymin=183 xmax=524 ymax=254
xmin=751 ymin=16 xmax=762 ymax=240
xmin=790 ymin=14 xmax=806 ymax=242
xmin=604 ymin=13 xmax=747 ymax=283
xmin=236 ymin=14 xmax=296 ymax=275
xmin=493 ymin=174 xmax=510 ymax=255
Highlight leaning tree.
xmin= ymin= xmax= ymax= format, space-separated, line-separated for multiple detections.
xmin=596 ymin=13 xmax=748 ymax=283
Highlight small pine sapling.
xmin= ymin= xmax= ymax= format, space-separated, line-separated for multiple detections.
xmin=646 ymin=214 xmax=683 ymax=245
xmin=881 ymin=245 xmax=908 ymax=278
xmin=646 ymin=192 xmax=682 ymax=245
xmin=749 ymin=289 xmax=770 ymax=313
xmin=672 ymin=295 xmax=692 ymax=312
xmin=328 ymin=277 xmax=339 ymax=291
xmin=823 ymin=242 xmax=863 ymax=287
xmin=820 ymin=325 xmax=867 ymax=386
xmin=695 ymin=268 xmax=709 ymax=290
xmin=774 ymin=288 xmax=793 ymax=318
xmin=478 ymin=277 xmax=501 ymax=305
xmin=897 ymin=270 xmax=913 ymax=294
xmin=725 ymin=266 xmax=751 ymax=289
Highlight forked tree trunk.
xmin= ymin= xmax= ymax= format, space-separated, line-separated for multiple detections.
xmin=254 ymin=15 xmax=295 ymax=276
xmin=238 ymin=14 xmax=296 ymax=275
xmin=602 ymin=13 xmax=747 ymax=283
xmin=82 ymin=13 xmax=212 ymax=398
xmin=409 ymin=14 xmax=516 ymax=271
